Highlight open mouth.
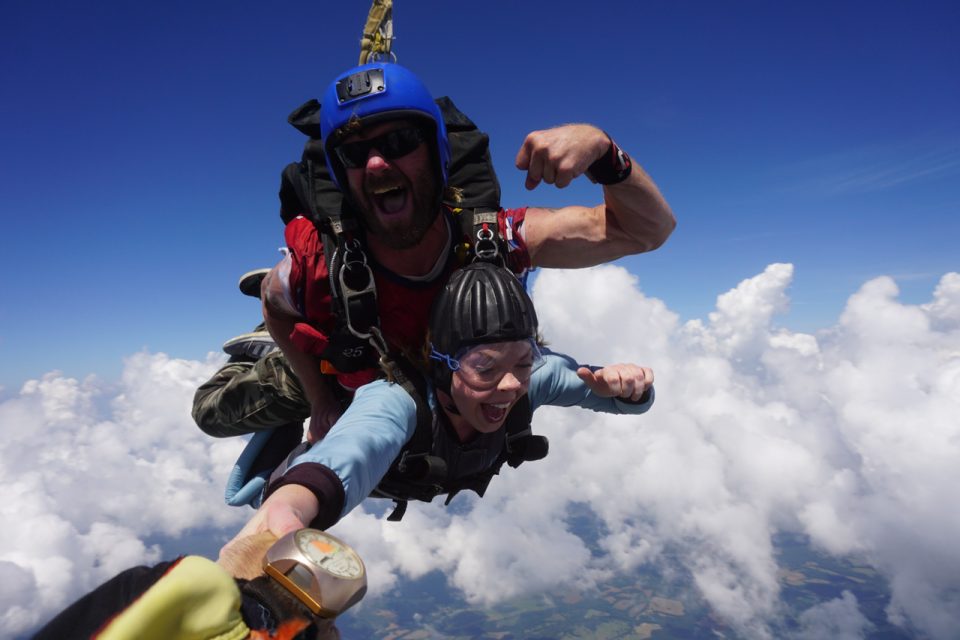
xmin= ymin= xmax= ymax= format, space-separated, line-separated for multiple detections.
xmin=480 ymin=401 xmax=511 ymax=424
xmin=370 ymin=184 xmax=408 ymax=215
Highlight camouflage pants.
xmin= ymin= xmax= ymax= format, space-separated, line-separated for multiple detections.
xmin=192 ymin=350 xmax=310 ymax=438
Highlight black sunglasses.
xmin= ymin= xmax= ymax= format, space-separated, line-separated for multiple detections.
xmin=334 ymin=127 xmax=426 ymax=169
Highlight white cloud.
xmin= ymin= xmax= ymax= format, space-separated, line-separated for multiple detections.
xmin=924 ymin=272 xmax=960 ymax=329
xmin=793 ymin=591 xmax=874 ymax=639
xmin=4 ymin=266 xmax=959 ymax=639
xmin=0 ymin=352 xmax=246 ymax=637
xmin=343 ymin=265 xmax=960 ymax=639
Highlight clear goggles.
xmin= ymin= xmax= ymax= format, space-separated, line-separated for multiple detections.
xmin=429 ymin=339 xmax=545 ymax=389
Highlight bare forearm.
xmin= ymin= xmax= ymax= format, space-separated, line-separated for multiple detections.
xmin=602 ymin=163 xmax=676 ymax=253
xmin=261 ymin=262 xmax=345 ymax=441
xmin=260 ymin=268 xmax=333 ymax=410
xmin=516 ymin=123 xmax=675 ymax=268
xmin=262 ymin=301 xmax=332 ymax=413
xmin=526 ymin=180 xmax=674 ymax=268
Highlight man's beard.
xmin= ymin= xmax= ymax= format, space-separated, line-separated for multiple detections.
xmin=357 ymin=169 xmax=440 ymax=250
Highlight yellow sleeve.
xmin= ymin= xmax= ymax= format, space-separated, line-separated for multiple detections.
xmin=97 ymin=555 xmax=250 ymax=640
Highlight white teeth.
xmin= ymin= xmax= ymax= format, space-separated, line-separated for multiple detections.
xmin=372 ymin=186 xmax=401 ymax=195
xmin=489 ymin=403 xmax=510 ymax=409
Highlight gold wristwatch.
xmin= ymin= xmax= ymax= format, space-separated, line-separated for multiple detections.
xmin=264 ymin=528 xmax=367 ymax=618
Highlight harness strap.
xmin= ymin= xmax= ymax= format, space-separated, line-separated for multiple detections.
xmin=338 ymin=239 xmax=379 ymax=339
xmin=359 ymin=0 xmax=395 ymax=65
xmin=313 ymin=213 xmax=383 ymax=376
xmin=378 ymin=393 xmax=542 ymax=520
xmin=371 ymin=345 xmax=437 ymax=521
xmin=385 ymin=498 xmax=407 ymax=521
xmin=452 ymin=207 xmax=507 ymax=267
xmin=319 ymin=207 xmax=512 ymax=377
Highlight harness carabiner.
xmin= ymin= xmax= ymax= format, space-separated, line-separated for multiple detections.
xmin=337 ymin=239 xmax=379 ymax=340
xmin=474 ymin=222 xmax=500 ymax=262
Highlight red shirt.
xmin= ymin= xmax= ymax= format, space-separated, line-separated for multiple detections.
xmin=284 ymin=208 xmax=532 ymax=368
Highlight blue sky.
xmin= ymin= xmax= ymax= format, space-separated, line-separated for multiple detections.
xmin=2 ymin=0 xmax=958 ymax=390
xmin=4 ymin=4 xmax=960 ymax=637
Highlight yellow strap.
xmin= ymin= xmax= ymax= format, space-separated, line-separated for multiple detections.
xmin=359 ymin=0 xmax=394 ymax=65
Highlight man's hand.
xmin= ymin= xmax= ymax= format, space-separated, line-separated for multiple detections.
xmin=308 ymin=404 xmax=343 ymax=443
xmin=576 ymin=363 xmax=654 ymax=402
xmin=515 ymin=124 xmax=610 ymax=190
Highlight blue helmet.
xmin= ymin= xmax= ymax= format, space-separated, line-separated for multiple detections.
xmin=320 ymin=62 xmax=451 ymax=192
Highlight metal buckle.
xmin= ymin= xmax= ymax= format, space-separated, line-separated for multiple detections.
xmin=474 ymin=224 xmax=499 ymax=261
xmin=338 ymin=240 xmax=378 ymax=339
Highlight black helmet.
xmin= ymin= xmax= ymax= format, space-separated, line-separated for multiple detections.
xmin=428 ymin=262 xmax=538 ymax=391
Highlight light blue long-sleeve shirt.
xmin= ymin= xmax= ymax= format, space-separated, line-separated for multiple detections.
xmin=277 ymin=350 xmax=654 ymax=517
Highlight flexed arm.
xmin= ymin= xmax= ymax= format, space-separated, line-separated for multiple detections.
xmin=516 ymin=124 xmax=676 ymax=268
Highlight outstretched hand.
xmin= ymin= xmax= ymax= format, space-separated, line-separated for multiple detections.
xmin=515 ymin=124 xmax=610 ymax=190
xmin=576 ymin=363 xmax=653 ymax=402
xmin=220 ymin=484 xmax=320 ymax=557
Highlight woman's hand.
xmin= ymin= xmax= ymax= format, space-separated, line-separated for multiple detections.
xmin=576 ymin=363 xmax=653 ymax=402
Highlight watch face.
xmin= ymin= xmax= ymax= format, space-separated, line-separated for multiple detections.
xmin=295 ymin=529 xmax=364 ymax=579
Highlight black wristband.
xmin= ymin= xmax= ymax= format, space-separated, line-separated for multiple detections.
xmin=265 ymin=462 xmax=345 ymax=531
xmin=586 ymin=134 xmax=632 ymax=185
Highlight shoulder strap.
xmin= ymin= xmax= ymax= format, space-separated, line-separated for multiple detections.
xmin=441 ymin=396 xmax=542 ymax=505
xmin=450 ymin=207 xmax=508 ymax=267
xmin=375 ymin=355 xmax=438 ymax=521
xmin=374 ymin=392 xmax=547 ymax=520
